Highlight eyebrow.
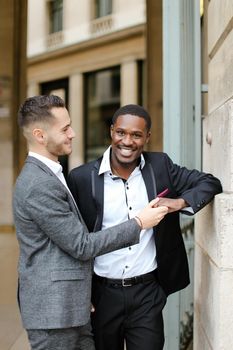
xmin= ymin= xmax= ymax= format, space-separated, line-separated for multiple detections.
xmin=115 ymin=127 xmax=144 ymax=133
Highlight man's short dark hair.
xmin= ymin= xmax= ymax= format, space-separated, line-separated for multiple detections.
xmin=18 ymin=95 xmax=65 ymax=128
xmin=112 ymin=104 xmax=152 ymax=130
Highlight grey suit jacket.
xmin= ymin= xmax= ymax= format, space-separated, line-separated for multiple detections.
xmin=13 ymin=156 xmax=140 ymax=329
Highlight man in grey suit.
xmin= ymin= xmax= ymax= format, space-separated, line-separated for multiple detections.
xmin=13 ymin=95 xmax=168 ymax=350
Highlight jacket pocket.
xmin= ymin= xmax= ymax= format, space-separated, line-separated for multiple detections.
xmin=51 ymin=269 xmax=86 ymax=281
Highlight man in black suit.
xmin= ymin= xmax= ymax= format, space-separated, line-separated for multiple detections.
xmin=68 ymin=104 xmax=222 ymax=350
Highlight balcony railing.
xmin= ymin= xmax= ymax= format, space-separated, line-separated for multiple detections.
xmin=46 ymin=31 xmax=64 ymax=49
xmin=90 ymin=15 xmax=113 ymax=36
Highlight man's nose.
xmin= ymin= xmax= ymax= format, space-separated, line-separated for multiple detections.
xmin=122 ymin=134 xmax=133 ymax=145
xmin=68 ymin=127 xmax=75 ymax=138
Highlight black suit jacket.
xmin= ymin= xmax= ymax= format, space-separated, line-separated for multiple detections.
xmin=68 ymin=152 xmax=222 ymax=295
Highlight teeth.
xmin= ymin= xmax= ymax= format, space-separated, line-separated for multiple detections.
xmin=120 ymin=148 xmax=133 ymax=156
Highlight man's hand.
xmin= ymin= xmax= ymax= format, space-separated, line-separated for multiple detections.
xmin=156 ymin=198 xmax=188 ymax=213
xmin=136 ymin=198 xmax=168 ymax=229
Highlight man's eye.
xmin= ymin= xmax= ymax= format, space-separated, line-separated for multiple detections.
xmin=133 ymin=133 xmax=142 ymax=139
xmin=63 ymin=126 xmax=71 ymax=132
xmin=116 ymin=130 xmax=124 ymax=136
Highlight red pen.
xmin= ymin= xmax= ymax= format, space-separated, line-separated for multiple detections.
xmin=157 ymin=188 xmax=169 ymax=198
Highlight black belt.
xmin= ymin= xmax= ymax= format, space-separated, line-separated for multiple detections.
xmin=93 ymin=270 xmax=157 ymax=287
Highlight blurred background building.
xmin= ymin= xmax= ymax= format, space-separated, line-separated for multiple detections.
xmin=0 ymin=1 xmax=232 ymax=349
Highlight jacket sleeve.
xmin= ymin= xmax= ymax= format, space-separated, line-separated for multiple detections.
xmin=164 ymin=154 xmax=222 ymax=213
xmin=20 ymin=176 xmax=141 ymax=261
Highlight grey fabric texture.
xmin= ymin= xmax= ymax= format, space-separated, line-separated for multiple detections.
xmin=13 ymin=156 xmax=140 ymax=329
xmin=27 ymin=322 xmax=95 ymax=350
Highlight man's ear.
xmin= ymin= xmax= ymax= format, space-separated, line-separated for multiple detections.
xmin=32 ymin=128 xmax=46 ymax=144
xmin=146 ymin=131 xmax=151 ymax=144
xmin=110 ymin=124 xmax=114 ymax=137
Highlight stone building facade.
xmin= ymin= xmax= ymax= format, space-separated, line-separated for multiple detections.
xmin=194 ymin=1 xmax=233 ymax=349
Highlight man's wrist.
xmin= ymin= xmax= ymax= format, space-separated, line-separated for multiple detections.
xmin=178 ymin=198 xmax=188 ymax=209
xmin=134 ymin=216 xmax=143 ymax=229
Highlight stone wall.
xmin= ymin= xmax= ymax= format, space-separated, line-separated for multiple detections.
xmin=194 ymin=1 xmax=233 ymax=349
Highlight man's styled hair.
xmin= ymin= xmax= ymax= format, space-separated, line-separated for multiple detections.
xmin=18 ymin=95 xmax=65 ymax=128
xmin=112 ymin=104 xmax=152 ymax=130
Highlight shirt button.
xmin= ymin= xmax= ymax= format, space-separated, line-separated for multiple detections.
xmin=129 ymin=247 xmax=131 ymax=250
xmin=129 ymin=207 xmax=132 ymax=210
xmin=125 ymin=266 xmax=129 ymax=269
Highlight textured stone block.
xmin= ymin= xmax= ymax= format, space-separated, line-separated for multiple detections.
xmin=202 ymin=99 xmax=233 ymax=192
xmin=208 ymin=30 xmax=233 ymax=113
xmin=194 ymin=244 xmax=219 ymax=348
xmin=194 ymin=243 xmax=233 ymax=349
xmin=195 ymin=194 xmax=233 ymax=269
xmin=208 ymin=0 xmax=233 ymax=55
xmin=194 ymin=311 xmax=212 ymax=350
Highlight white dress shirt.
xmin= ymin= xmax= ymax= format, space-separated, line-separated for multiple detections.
xmin=94 ymin=146 xmax=157 ymax=279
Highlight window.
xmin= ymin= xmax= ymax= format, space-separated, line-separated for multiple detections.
xmin=138 ymin=60 xmax=146 ymax=106
xmin=94 ymin=0 xmax=112 ymax=18
xmin=84 ymin=67 xmax=120 ymax=162
xmin=49 ymin=0 xmax=63 ymax=34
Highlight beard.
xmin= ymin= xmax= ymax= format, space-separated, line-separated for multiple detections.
xmin=46 ymin=139 xmax=72 ymax=157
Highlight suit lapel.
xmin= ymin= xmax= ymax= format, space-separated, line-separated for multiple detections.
xmin=26 ymin=156 xmax=86 ymax=224
xmin=141 ymin=157 xmax=158 ymax=201
xmin=26 ymin=156 xmax=55 ymax=177
xmin=91 ymin=159 xmax=104 ymax=231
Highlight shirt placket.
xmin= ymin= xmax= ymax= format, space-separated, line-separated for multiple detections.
xmin=122 ymin=177 xmax=135 ymax=277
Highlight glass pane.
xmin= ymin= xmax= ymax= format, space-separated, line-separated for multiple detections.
xmin=95 ymin=0 xmax=112 ymax=18
xmin=50 ymin=0 xmax=63 ymax=33
xmin=85 ymin=66 xmax=120 ymax=162
xmin=138 ymin=60 xmax=146 ymax=106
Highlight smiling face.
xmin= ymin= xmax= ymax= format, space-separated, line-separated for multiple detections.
xmin=110 ymin=114 xmax=151 ymax=171
xmin=30 ymin=107 xmax=75 ymax=161
xmin=43 ymin=107 xmax=75 ymax=160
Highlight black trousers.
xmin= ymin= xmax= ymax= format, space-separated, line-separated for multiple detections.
xmin=91 ymin=274 xmax=167 ymax=350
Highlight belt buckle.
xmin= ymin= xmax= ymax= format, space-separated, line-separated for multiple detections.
xmin=122 ymin=278 xmax=132 ymax=287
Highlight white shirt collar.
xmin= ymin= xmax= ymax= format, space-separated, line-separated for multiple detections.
xmin=99 ymin=146 xmax=145 ymax=175
xmin=28 ymin=151 xmax=62 ymax=176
